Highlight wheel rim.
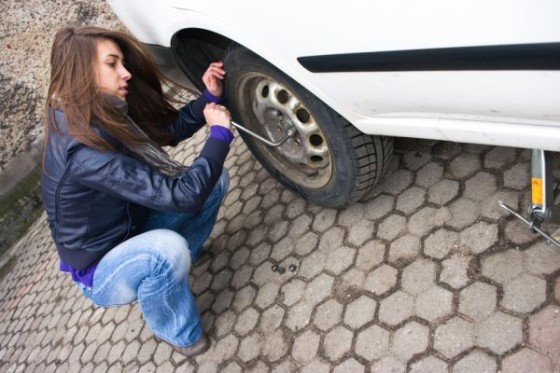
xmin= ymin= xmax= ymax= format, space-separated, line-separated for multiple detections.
xmin=236 ymin=73 xmax=333 ymax=189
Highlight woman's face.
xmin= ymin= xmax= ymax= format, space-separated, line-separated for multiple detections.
xmin=94 ymin=39 xmax=131 ymax=100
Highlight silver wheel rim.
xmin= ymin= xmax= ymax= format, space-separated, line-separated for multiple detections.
xmin=236 ymin=73 xmax=333 ymax=189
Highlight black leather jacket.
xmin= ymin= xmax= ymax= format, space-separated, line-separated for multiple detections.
xmin=41 ymin=95 xmax=230 ymax=270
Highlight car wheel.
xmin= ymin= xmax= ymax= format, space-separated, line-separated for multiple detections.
xmin=223 ymin=45 xmax=393 ymax=208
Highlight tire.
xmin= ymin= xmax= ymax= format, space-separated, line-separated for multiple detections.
xmin=223 ymin=45 xmax=393 ymax=208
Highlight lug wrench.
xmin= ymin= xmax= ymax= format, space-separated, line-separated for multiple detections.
xmin=230 ymin=118 xmax=297 ymax=147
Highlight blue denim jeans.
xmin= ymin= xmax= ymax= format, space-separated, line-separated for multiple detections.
xmin=80 ymin=169 xmax=229 ymax=347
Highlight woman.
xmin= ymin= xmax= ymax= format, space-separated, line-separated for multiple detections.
xmin=41 ymin=26 xmax=233 ymax=357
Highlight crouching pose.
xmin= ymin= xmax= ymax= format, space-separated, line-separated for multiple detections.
xmin=42 ymin=26 xmax=234 ymax=357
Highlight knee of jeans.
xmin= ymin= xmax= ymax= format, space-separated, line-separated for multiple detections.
xmin=150 ymin=229 xmax=191 ymax=279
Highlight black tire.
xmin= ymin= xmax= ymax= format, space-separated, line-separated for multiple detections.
xmin=224 ymin=45 xmax=393 ymax=208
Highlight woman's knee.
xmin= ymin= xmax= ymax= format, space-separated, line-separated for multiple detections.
xmin=140 ymin=229 xmax=191 ymax=277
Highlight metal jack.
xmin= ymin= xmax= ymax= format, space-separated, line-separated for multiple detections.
xmin=500 ymin=149 xmax=560 ymax=249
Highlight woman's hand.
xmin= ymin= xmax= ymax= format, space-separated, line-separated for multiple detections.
xmin=202 ymin=61 xmax=226 ymax=97
xmin=203 ymin=103 xmax=231 ymax=130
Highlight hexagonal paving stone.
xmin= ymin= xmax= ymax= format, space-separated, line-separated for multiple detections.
xmin=503 ymin=162 xmax=530 ymax=190
xmin=388 ymin=235 xmax=421 ymax=265
xmin=408 ymin=207 xmax=451 ymax=237
xmin=404 ymin=148 xmax=431 ymax=171
xmin=477 ymin=311 xmax=523 ymax=354
xmin=363 ymin=194 xmax=394 ymax=221
xmin=371 ymin=356 xmax=406 ymax=373
xmin=459 ymin=282 xmax=497 ymax=322
xmin=355 ymin=325 xmax=390 ymax=360
xmin=415 ymin=162 xmax=444 ymax=188
xmin=392 ymin=321 xmax=429 ymax=362
xmin=447 ymin=198 xmax=479 ymax=229
xmin=396 ymin=186 xmax=426 ymax=215
xmin=355 ymin=240 xmax=385 ymax=272
xmin=409 ymin=356 xmax=448 ymax=373
xmin=529 ymin=305 xmax=560 ymax=356
xmin=433 ymin=141 xmax=462 ymax=159
xmin=305 ymin=273 xmax=335 ymax=305
xmin=312 ymin=209 xmax=337 ymax=232
xmin=501 ymin=273 xmax=547 ymax=313
xmin=260 ymin=305 xmax=284 ymax=333
xmin=459 ymin=222 xmax=498 ymax=254
xmin=379 ymin=169 xmax=414 ymax=195
xmin=301 ymin=360 xmax=330 ymax=373
xmin=453 ymin=350 xmax=497 ymax=373
xmin=281 ymin=279 xmax=306 ymax=307
xmin=347 ymin=220 xmax=376 ymax=246
xmin=295 ymin=231 xmax=318 ymax=256
xmin=338 ymin=204 xmax=365 ymax=227
xmin=212 ymin=334 xmax=239 ymax=362
xmin=343 ymin=295 xmax=377 ymax=329
xmin=364 ymin=264 xmax=398 ymax=296
xmin=292 ymin=330 xmax=320 ymax=363
xmin=319 ymin=227 xmax=345 ymax=252
xmin=255 ymin=282 xmax=280 ymax=310
xmin=402 ymin=259 xmax=436 ymax=296
xmin=333 ymin=358 xmax=365 ymax=373
xmin=234 ymin=307 xmax=259 ymax=336
xmin=378 ymin=214 xmax=407 ymax=241
xmin=263 ymin=329 xmax=290 ymax=362
xmin=378 ymin=291 xmax=414 ymax=326
xmin=271 ymin=236 xmax=295 ymax=262
xmin=323 ymin=326 xmax=353 ymax=361
xmin=286 ymin=302 xmax=314 ymax=332
xmin=449 ymin=153 xmax=481 ymax=178
xmin=484 ymin=147 xmax=516 ymax=169
xmin=314 ymin=299 xmax=344 ymax=331
xmin=504 ymin=219 xmax=539 ymax=246
xmin=238 ymin=333 xmax=263 ymax=363
xmin=416 ymin=286 xmax=453 ymax=322
xmin=428 ymin=179 xmax=459 ymax=206
xmin=502 ymin=348 xmax=553 ymax=373
xmin=480 ymin=190 xmax=518 ymax=220
xmin=434 ymin=317 xmax=475 ymax=358
xmin=299 ymin=250 xmax=327 ymax=279
xmin=440 ymin=253 xmax=471 ymax=289
xmin=464 ymin=172 xmax=497 ymax=201
xmin=325 ymin=246 xmax=356 ymax=275
xmin=481 ymin=249 xmax=524 ymax=284
xmin=523 ymin=241 xmax=560 ymax=275
xmin=424 ymin=228 xmax=459 ymax=259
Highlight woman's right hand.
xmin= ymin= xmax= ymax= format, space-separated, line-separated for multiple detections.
xmin=203 ymin=102 xmax=231 ymax=130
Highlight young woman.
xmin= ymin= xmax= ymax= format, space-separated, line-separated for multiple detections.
xmin=42 ymin=26 xmax=234 ymax=357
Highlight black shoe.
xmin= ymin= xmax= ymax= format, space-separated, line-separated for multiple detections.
xmin=172 ymin=334 xmax=210 ymax=357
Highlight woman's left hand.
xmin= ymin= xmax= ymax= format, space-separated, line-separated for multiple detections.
xmin=202 ymin=61 xmax=226 ymax=97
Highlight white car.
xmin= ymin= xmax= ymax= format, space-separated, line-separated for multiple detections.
xmin=108 ymin=0 xmax=560 ymax=208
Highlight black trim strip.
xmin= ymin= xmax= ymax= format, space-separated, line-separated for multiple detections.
xmin=297 ymin=43 xmax=560 ymax=72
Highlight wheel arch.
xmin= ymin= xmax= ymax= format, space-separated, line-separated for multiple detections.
xmin=171 ymin=28 xmax=234 ymax=92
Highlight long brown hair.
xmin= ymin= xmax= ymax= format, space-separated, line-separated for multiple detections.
xmin=46 ymin=26 xmax=180 ymax=150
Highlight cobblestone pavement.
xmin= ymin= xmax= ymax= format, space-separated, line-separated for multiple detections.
xmin=1 ymin=131 xmax=560 ymax=373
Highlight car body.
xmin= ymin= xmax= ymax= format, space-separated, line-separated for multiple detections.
xmin=107 ymin=0 xmax=560 ymax=207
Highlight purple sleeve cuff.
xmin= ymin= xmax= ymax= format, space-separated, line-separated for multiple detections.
xmin=60 ymin=260 xmax=97 ymax=287
xmin=209 ymin=125 xmax=234 ymax=144
xmin=204 ymin=89 xmax=224 ymax=104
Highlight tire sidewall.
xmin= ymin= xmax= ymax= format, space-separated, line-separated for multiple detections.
xmin=224 ymin=47 xmax=364 ymax=207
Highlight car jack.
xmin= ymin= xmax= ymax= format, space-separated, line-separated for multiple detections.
xmin=500 ymin=149 xmax=560 ymax=249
